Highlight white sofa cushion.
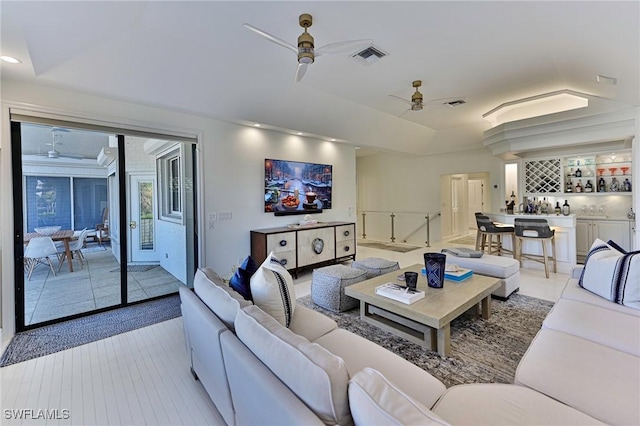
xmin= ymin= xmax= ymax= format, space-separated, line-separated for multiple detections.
xmin=194 ymin=267 xmax=252 ymax=330
xmin=433 ymin=383 xmax=604 ymax=425
xmin=235 ymin=305 xmax=351 ymax=425
xmin=543 ymin=298 xmax=640 ymax=356
xmin=288 ymin=304 xmax=338 ymax=342
xmin=445 ymin=253 xmax=519 ymax=279
xmin=314 ymin=328 xmax=446 ymax=410
xmin=561 ymin=279 xmax=640 ymax=317
xmin=579 ymin=238 xmax=640 ymax=309
xmin=349 ymin=368 xmax=450 ymax=426
xmin=250 ymin=251 xmax=296 ymax=327
xmin=515 ymin=328 xmax=640 ymax=426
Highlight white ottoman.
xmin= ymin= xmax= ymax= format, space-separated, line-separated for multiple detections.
xmin=311 ymin=265 xmax=368 ymax=312
xmin=351 ymin=257 xmax=400 ymax=279
xmin=444 ymin=253 xmax=520 ymax=299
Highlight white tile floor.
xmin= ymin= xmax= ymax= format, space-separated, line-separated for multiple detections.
xmin=1 ymin=237 xmax=571 ymax=426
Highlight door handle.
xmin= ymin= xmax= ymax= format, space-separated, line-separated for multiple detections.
xmin=130 ymin=221 xmax=137 ymax=229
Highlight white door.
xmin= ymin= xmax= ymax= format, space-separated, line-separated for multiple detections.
xmin=468 ymin=179 xmax=484 ymax=228
xmin=130 ymin=174 xmax=158 ymax=263
xmin=451 ymin=177 xmax=462 ymax=237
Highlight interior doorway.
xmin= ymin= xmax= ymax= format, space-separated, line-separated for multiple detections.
xmin=440 ymin=172 xmax=490 ymax=241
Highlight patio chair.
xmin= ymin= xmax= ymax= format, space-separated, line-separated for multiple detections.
xmin=24 ymin=236 xmax=58 ymax=280
xmin=58 ymin=228 xmax=90 ymax=271
xmin=96 ymin=219 xmax=110 ymax=245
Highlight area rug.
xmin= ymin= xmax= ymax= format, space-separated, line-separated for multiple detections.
xmin=297 ymin=293 xmax=553 ymax=387
xmin=358 ymin=241 xmax=422 ymax=253
xmin=0 ymin=294 xmax=181 ymax=367
xmin=447 ymin=235 xmax=477 ymax=245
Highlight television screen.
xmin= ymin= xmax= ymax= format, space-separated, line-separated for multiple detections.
xmin=264 ymin=159 xmax=332 ymax=214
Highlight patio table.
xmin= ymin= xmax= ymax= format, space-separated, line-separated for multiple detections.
xmin=24 ymin=230 xmax=75 ymax=272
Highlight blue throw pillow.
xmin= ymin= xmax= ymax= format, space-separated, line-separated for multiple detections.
xmin=229 ymin=256 xmax=258 ymax=300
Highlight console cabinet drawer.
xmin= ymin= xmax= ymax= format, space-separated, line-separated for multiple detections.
xmin=335 ymin=224 xmax=355 ymax=242
xmin=336 ymin=240 xmax=355 ymax=257
xmin=266 ymin=232 xmax=296 ymax=253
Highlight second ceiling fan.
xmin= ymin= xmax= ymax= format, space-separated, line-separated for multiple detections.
xmin=244 ymin=13 xmax=372 ymax=82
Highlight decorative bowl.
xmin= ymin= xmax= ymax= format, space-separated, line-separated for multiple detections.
xmin=34 ymin=226 xmax=61 ymax=235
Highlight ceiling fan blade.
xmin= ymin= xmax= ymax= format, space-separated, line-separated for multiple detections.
xmin=316 ymin=39 xmax=373 ymax=56
xmin=398 ymin=108 xmax=412 ymax=118
xmin=60 ymin=153 xmax=84 ymax=160
xmin=388 ymin=95 xmax=412 ymax=106
xmin=243 ymin=23 xmax=297 ymax=54
xmin=295 ymin=63 xmax=308 ymax=82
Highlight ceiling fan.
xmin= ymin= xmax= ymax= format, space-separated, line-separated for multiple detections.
xmin=40 ymin=127 xmax=84 ymax=159
xmin=243 ymin=13 xmax=373 ymax=82
xmin=388 ymin=81 xmax=466 ymax=117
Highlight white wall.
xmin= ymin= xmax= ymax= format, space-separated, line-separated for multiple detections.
xmin=356 ymin=149 xmax=502 ymax=244
xmin=0 ymin=80 xmax=356 ymax=337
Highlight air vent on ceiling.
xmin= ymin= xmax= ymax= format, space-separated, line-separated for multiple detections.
xmin=444 ymin=99 xmax=466 ymax=107
xmin=351 ymin=45 xmax=388 ymax=65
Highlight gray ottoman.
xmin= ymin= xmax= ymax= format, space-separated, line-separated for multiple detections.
xmin=311 ymin=265 xmax=368 ymax=312
xmin=351 ymin=257 xmax=400 ymax=279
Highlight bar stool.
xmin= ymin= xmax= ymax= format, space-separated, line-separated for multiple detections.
xmin=475 ymin=213 xmax=516 ymax=256
xmin=514 ymin=218 xmax=557 ymax=278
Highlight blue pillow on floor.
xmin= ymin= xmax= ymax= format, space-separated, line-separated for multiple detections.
xmin=229 ymin=256 xmax=258 ymax=300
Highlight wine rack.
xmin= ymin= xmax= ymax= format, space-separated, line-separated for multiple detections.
xmin=524 ymin=158 xmax=561 ymax=194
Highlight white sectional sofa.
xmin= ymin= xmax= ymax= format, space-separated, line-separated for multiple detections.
xmin=180 ymin=266 xmax=639 ymax=425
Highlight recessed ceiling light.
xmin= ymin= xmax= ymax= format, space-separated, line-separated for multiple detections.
xmin=596 ymin=74 xmax=617 ymax=85
xmin=1 ymin=56 xmax=21 ymax=64
xmin=329 ymin=138 xmax=336 ymax=142
xmin=253 ymin=123 xmax=261 ymax=127
xmin=296 ymin=132 xmax=303 ymax=135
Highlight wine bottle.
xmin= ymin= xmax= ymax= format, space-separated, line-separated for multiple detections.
xmin=598 ymin=177 xmax=606 ymax=192
xmin=562 ymin=200 xmax=570 ymax=216
xmin=584 ymin=180 xmax=593 ymax=193
xmin=575 ymin=168 xmax=582 ymax=177
xmin=555 ymin=202 xmax=561 ymax=215
xmin=566 ymin=179 xmax=573 ymax=193
xmin=575 ymin=180 xmax=583 ymax=193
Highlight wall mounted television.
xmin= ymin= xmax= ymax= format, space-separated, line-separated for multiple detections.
xmin=264 ymin=159 xmax=332 ymax=215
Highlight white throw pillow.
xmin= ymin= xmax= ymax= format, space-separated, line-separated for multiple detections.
xmin=579 ymin=239 xmax=640 ymax=309
xmin=235 ymin=305 xmax=351 ymax=425
xmin=250 ymin=251 xmax=296 ymax=327
xmin=349 ymin=368 xmax=450 ymax=426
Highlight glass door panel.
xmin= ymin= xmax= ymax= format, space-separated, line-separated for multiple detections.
xmin=16 ymin=123 xmax=120 ymax=327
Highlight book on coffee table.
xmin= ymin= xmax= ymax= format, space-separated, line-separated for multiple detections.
xmin=444 ymin=267 xmax=473 ymax=282
xmin=375 ymin=283 xmax=425 ymax=304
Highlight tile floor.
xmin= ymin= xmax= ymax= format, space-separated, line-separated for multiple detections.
xmin=24 ymin=245 xmax=183 ymax=326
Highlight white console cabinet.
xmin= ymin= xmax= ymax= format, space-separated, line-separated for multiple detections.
xmin=576 ymin=218 xmax=632 ymax=261
xmin=251 ymin=222 xmax=356 ymax=276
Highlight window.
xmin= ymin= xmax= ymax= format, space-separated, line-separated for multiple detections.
xmin=159 ymin=146 xmax=183 ymax=222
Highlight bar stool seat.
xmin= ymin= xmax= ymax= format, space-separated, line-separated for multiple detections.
xmin=514 ymin=218 xmax=557 ymax=278
xmin=475 ymin=213 xmax=515 ymax=257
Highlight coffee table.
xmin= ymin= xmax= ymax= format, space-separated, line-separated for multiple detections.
xmin=345 ymin=263 xmax=500 ymax=357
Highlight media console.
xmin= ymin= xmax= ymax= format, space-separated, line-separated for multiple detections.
xmin=250 ymin=221 xmax=356 ymax=277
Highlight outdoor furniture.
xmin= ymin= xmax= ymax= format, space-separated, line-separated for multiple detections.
xmin=58 ymin=228 xmax=89 ymax=271
xmin=24 ymin=229 xmax=76 ymax=272
xmin=96 ymin=220 xmax=110 ymax=245
xmin=475 ymin=213 xmax=515 ymax=256
xmin=514 ymin=218 xmax=557 ymax=278
xmin=311 ymin=264 xmax=368 ymax=312
xmin=351 ymin=257 xmax=400 ymax=279
xmin=24 ymin=236 xmax=59 ymax=280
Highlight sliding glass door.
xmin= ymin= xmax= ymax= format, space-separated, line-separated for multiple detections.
xmin=12 ymin=120 xmax=196 ymax=331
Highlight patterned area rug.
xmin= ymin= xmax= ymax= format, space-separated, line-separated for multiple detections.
xmin=0 ymin=294 xmax=181 ymax=367
xmin=358 ymin=241 xmax=423 ymax=253
xmin=297 ymin=293 xmax=553 ymax=387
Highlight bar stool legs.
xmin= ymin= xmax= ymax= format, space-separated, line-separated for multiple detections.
xmin=515 ymin=235 xmax=557 ymax=278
